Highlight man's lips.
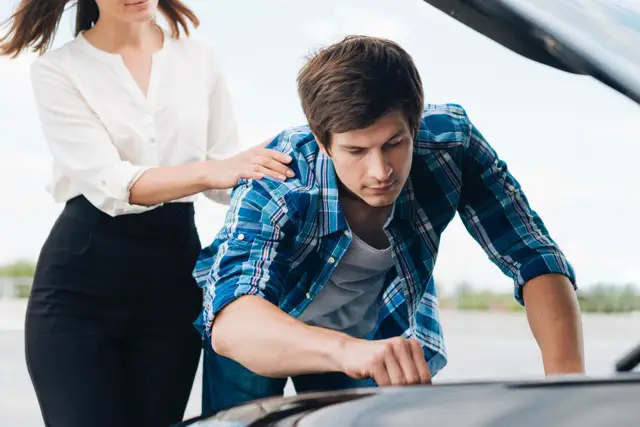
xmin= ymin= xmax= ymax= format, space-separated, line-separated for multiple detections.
xmin=369 ymin=180 xmax=396 ymax=191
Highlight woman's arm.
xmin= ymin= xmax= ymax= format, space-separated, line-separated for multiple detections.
xmin=31 ymin=56 xmax=292 ymax=215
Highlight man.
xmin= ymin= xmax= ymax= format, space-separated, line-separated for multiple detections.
xmin=193 ymin=35 xmax=585 ymax=414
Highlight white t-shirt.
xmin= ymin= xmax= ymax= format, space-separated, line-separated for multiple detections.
xmin=30 ymin=27 xmax=239 ymax=216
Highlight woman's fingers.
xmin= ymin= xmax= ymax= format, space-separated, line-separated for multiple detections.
xmin=258 ymin=148 xmax=292 ymax=164
xmin=238 ymin=145 xmax=295 ymax=182
xmin=265 ymin=157 xmax=294 ymax=179
xmin=255 ymin=152 xmax=294 ymax=180
xmin=254 ymin=163 xmax=287 ymax=181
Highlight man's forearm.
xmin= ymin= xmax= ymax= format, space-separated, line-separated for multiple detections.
xmin=523 ymin=274 xmax=585 ymax=375
xmin=210 ymin=295 xmax=351 ymax=377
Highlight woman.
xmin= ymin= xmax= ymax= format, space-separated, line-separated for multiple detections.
xmin=0 ymin=1 xmax=294 ymax=426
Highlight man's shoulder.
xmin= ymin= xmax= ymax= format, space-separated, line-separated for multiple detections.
xmin=267 ymin=124 xmax=318 ymax=155
xmin=416 ymin=103 xmax=474 ymax=148
xmin=233 ymin=125 xmax=322 ymax=218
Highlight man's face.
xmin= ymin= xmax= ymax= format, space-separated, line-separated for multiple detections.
xmin=320 ymin=110 xmax=413 ymax=208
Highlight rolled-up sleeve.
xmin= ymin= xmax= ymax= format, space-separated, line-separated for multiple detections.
xmin=457 ymin=110 xmax=576 ymax=305
xmin=193 ymin=178 xmax=294 ymax=338
xmin=30 ymin=57 xmax=158 ymax=216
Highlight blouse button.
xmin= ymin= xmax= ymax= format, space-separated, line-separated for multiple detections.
xmin=328 ymin=257 xmax=335 ymax=264
xmin=237 ymin=233 xmax=245 ymax=241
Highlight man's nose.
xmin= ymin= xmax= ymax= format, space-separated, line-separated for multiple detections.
xmin=369 ymin=152 xmax=393 ymax=182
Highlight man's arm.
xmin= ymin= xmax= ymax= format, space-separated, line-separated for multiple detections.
xmin=456 ymin=107 xmax=584 ymax=375
xmin=211 ymin=294 xmax=346 ymax=376
xmin=213 ymin=295 xmax=432 ymax=385
xmin=200 ymin=177 xmax=430 ymax=385
xmin=523 ymin=274 xmax=584 ymax=375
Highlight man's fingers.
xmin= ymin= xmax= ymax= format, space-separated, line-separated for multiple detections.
xmin=371 ymin=361 xmax=391 ymax=387
xmin=394 ymin=340 xmax=421 ymax=385
xmin=384 ymin=348 xmax=406 ymax=385
xmin=409 ymin=339 xmax=432 ymax=384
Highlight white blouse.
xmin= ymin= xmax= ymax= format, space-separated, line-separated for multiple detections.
xmin=30 ymin=27 xmax=239 ymax=216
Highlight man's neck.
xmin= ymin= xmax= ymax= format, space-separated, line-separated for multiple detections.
xmin=339 ymin=194 xmax=392 ymax=249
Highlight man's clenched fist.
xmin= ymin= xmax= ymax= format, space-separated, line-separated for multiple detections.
xmin=337 ymin=337 xmax=432 ymax=386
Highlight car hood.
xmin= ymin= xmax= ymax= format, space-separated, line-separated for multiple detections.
xmin=423 ymin=0 xmax=640 ymax=104
xmin=180 ymin=374 xmax=640 ymax=427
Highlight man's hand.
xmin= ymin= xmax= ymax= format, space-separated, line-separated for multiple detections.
xmin=337 ymin=337 xmax=432 ymax=386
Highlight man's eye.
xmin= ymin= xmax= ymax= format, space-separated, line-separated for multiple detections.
xmin=347 ymin=149 xmax=364 ymax=155
xmin=385 ymin=138 xmax=403 ymax=148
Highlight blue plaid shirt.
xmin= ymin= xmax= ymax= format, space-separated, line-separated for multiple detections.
xmin=194 ymin=103 xmax=576 ymax=375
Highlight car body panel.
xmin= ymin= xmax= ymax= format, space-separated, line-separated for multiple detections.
xmin=179 ymin=374 xmax=640 ymax=426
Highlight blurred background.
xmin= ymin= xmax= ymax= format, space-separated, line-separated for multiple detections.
xmin=1 ymin=0 xmax=638 ymax=425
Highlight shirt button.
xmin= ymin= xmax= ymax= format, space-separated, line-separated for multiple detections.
xmin=344 ymin=230 xmax=350 ymax=236
xmin=305 ymin=292 xmax=311 ymax=299
xmin=507 ymin=184 xmax=516 ymax=192
xmin=237 ymin=233 xmax=245 ymax=241
xmin=328 ymin=257 xmax=335 ymax=264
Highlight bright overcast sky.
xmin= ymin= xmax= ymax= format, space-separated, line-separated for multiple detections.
xmin=1 ymin=0 xmax=638 ymax=292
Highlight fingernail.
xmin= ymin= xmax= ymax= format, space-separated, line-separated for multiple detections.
xmin=287 ymin=170 xmax=294 ymax=177
xmin=285 ymin=155 xmax=292 ymax=162
xmin=279 ymin=174 xmax=286 ymax=181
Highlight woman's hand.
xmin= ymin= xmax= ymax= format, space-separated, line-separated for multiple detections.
xmin=207 ymin=143 xmax=295 ymax=189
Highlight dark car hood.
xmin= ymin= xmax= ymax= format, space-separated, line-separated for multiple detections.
xmin=423 ymin=0 xmax=640 ymax=104
xmin=181 ymin=375 xmax=640 ymax=427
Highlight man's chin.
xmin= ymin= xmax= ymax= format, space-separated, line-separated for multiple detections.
xmin=362 ymin=194 xmax=397 ymax=208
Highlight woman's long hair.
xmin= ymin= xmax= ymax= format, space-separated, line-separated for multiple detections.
xmin=0 ymin=0 xmax=199 ymax=58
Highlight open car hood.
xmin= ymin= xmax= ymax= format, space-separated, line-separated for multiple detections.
xmin=423 ymin=0 xmax=640 ymax=104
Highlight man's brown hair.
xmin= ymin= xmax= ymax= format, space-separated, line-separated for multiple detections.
xmin=297 ymin=35 xmax=424 ymax=148
xmin=0 ymin=0 xmax=199 ymax=58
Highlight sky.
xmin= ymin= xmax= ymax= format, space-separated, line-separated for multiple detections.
xmin=0 ymin=0 xmax=638 ymax=293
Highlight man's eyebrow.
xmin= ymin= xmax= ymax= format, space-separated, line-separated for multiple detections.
xmin=342 ymin=129 xmax=406 ymax=150
xmin=383 ymin=129 xmax=406 ymax=144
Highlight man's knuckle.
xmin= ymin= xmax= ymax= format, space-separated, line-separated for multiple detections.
xmin=372 ymin=352 xmax=385 ymax=367
xmin=383 ymin=341 xmax=396 ymax=354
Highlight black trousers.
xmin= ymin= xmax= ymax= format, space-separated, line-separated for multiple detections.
xmin=25 ymin=196 xmax=203 ymax=427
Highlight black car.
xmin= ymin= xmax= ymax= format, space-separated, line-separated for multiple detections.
xmin=178 ymin=1 xmax=640 ymax=426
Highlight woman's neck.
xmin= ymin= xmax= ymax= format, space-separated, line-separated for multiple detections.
xmin=84 ymin=18 xmax=162 ymax=54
